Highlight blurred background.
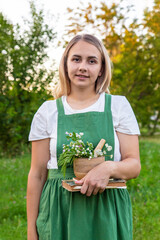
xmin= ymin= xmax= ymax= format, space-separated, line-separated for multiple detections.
xmin=0 ymin=0 xmax=160 ymax=239
xmin=0 ymin=0 xmax=159 ymax=154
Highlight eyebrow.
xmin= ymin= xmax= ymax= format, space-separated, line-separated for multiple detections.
xmin=72 ymin=54 xmax=99 ymax=60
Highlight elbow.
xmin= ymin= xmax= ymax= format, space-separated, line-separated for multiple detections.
xmin=28 ymin=168 xmax=48 ymax=183
xmin=133 ymin=160 xmax=141 ymax=179
xmin=123 ymin=158 xmax=141 ymax=180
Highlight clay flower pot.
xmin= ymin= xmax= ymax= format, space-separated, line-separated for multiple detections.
xmin=73 ymin=156 xmax=105 ymax=179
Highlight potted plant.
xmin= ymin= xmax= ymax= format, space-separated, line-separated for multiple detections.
xmin=58 ymin=132 xmax=113 ymax=178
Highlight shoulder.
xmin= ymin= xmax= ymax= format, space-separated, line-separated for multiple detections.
xmin=111 ymin=94 xmax=128 ymax=106
xmin=37 ymin=99 xmax=58 ymax=131
xmin=39 ymin=99 xmax=57 ymax=112
xmin=110 ymin=94 xmax=140 ymax=135
xmin=111 ymin=94 xmax=133 ymax=114
xmin=36 ymin=99 xmax=58 ymax=119
xmin=28 ymin=99 xmax=58 ymax=141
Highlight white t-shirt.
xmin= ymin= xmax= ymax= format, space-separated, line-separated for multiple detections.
xmin=29 ymin=93 xmax=140 ymax=169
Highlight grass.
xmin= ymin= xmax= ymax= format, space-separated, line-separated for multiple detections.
xmin=0 ymin=137 xmax=160 ymax=239
xmin=0 ymin=153 xmax=30 ymax=240
xmin=128 ymin=137 xmax=160 ymax=239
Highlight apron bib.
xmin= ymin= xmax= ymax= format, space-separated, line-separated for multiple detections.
xmin=36 ymin=94 xmax=132 ymax=240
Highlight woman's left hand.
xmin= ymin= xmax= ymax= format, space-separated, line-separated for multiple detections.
xmin=75 ymin=134 xmax=141 ymax=197
xmin=75 ymin=161 xmax=111 ymax=196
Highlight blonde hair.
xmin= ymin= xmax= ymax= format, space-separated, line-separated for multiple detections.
xmin=54 ymin=34 xmax=112 ymax=99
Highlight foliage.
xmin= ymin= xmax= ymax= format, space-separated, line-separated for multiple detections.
xmin=0 ymin=138 xmax=160 ymax=239
xmin=0 ymin=1 xmax=56 ymax=155
xmin=63 ymin=0 xmax=160 ymax=135
xmin=112 ymin=2 xmax=160 ymax=135
xmin=58 ymin=132 xmax=113 ymax=176
xmin=0 ymin=152 xmax=30 ymax=240
xmin=128 ymin=137 xmax=160 ymax=239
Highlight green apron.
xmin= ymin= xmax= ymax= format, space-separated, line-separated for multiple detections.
xmin=36 ymin=94 xmax=132 ymax=240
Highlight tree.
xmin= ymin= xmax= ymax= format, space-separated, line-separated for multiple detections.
xmin=62 ymin=0 xmax=160 ymax=135
xmin=0 ymin=1 xmax=56 ymax=155
xmin=112 ymin=1 xmax=160 ymax=135
xmin=142 ymin=0 xmax=160 ymax=134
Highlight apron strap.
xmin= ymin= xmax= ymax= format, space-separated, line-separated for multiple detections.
xmin=104 ymin=93 xmax=111 ymax=112
xmin=56 ymin=97 xmax=65 ymax=115
xmin=104 ymin=93 xmax=114 ymax=161
xmin=56 ymin=94 xmax=111 ymax=115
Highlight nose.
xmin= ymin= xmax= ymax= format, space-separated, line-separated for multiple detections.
xmin=79 ymin=61 xmax=87 ymax=72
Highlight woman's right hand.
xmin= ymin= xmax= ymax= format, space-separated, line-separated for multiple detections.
xmin=74 ymin=161 xmax=111 ymax=196
xmin=27 ymin=138 xmax=50 ymax=240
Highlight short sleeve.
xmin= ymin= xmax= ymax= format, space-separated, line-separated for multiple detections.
xmin=28 ymin=102 xmax=49 ymax=141
xmin=112 ymin=96 xmax=140 ymax=135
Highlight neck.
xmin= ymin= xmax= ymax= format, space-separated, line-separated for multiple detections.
xmin=69 ymin=84 xmax=98 ymax=102
xmin=67 ymin=87 xmax=100 ymax=110
xmin=69 ymin=91 xmax=97 ymax=102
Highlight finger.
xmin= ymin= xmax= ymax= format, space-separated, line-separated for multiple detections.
xmin=86 ymin=184 xmax=95 ymax=197
xmin=92 ymin=183 xmax=105 ymax=195
xmin=74 ymin=180 xmax=83 ymax=185
xmin=74 ymin=177 xmax=85 ymax=185
xmin=92 ymin=187 xmax=100 ymax=195
xmin=80 ymin=182 xmax=89 ymax=195
xmin=99 ymin=187 xmax=106 ymax=194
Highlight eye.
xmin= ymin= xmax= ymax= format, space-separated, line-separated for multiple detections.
xmin=89 ymin=59 xmax=97 ymax=64
xmin=72 ymin=57 xmax=80 ymax=62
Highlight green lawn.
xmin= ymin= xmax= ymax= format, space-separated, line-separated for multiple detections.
xmin=0 ymin=138 xmax=160 ymax=239
xmin=128 ymin=137 xmax=160 ymax=239
xmin=0 ymin=153 xmax=30 ymax=240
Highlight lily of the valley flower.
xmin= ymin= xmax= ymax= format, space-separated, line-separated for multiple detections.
xmin=14 ymin=45 xmax=20 ymax=50
xmin=107 ymin=146 xmax=112 ymax=151
xmin=1 ymin=50 xmax=7 ymax=55
xmin=59 ymin=132 xmax=113 ymax=176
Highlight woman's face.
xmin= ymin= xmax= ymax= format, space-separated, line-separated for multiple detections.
xmin=67 ymin=40 xmax=102 ymax=92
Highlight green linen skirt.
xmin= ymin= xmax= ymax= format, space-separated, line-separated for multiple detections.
xmin=36 ymin=169 xmax=132 ymax=240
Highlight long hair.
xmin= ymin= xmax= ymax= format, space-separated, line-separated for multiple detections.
xmin=54 ymin=34 xmax=112 ymax=98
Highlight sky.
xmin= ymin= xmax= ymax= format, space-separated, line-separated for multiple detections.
xmin=0 ymin=0 xmax=154 ymax=65
xmin=0 ymin=0 xmax=154 ymax=26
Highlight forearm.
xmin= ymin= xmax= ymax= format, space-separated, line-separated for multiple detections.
xmin=106 ymin=158 xmax=141 ymax=180
xmin=77 ymin=134 xmax=140 ymax=196
xmin=27 ymin=170 xmax=47 ymax=240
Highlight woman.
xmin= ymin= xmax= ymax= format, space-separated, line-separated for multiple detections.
xmin=27 ymin=34 xmax=141 ymax=240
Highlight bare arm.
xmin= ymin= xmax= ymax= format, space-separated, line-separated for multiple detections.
xmin=75 ymin=133 xmax=141 ymax=196
xmin=27 ymin=138 xmax=50 ymax=240
xmin=108 ymin=132 xmax=141 ymax=180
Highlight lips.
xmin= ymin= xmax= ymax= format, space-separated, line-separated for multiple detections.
xmin=75 ymin=74 xmax=89 ymax=78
